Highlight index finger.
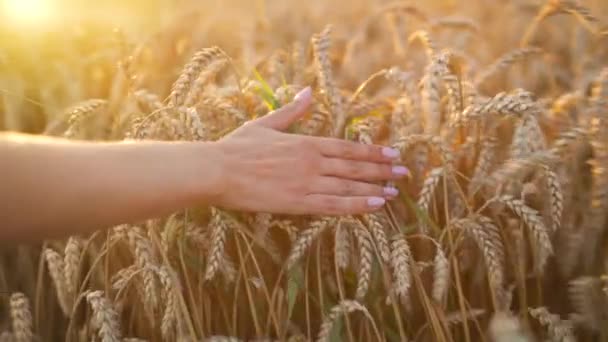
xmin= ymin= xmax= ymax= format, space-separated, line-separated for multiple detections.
xmin=310 ymin=137 xmax=401 ymax=163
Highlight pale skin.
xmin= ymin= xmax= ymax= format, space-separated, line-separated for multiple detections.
xmin=0 ymin=87 xmax=408 ymax=241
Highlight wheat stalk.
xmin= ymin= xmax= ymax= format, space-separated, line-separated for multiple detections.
xmin=521 ymin=0 xmax=598 ymax=47
xmin=334 ymin=219 xmax=352 ymax=270
xmin=443 ymin=74 xmax=462 ymax=124
xmin=62 ymin=99 xmax=108 ymax=138
xmin=468 ymin=137 xmax=497 ymax=195
xmin=393 ymin=134 xmax=454 ymax=166
xmin=489 ymin=150 xmax=557 ymax=187
xmin=64 ymin=236 xmax=83 ymax=300
xmin=460 ymin=216 xmax=506 ymax=307
xmin=86 ymin=290 xmax=122 ymax=342
xmin=385 ymin=66 xmax=414 ymax=91
xmin=156 ymin=266 xmax=181 ymax=341
xmin=363 ymin=213 xmax=391 ymax=263
xmin=312 ymin=25 xmax=345 ymax=137
xmin=510 ymin=115 xmax=546 ymax=159
xmin=178 ymin=106 xmax=207 ymax=141
xmin=543 ymin=165 xmax=563 ymax=233
xmin=407 ymin=30 xmax=437 ymax=60
xmin=205 ymin=208 xmax=232 ymax=281
xmin=497 ymin=195 xmax=553 ymax=273
xmin=529 ymin=307 xmax=575 ymax=342
xmin=389 ymin=234 xmax=412 ymax=302
xmin=273 ymin=219 xmax=299 ymax=243
xmin=432 ymin=242 xmax=450 ymax=303
xmin=6 ymin=1 xmax=608 ymax=341
xmin=568 ymin=276 xmax=606 ymax=332
xmin=316 ymin=300 xmax=369 ymax=342
xmin=353 ymin=219 xmax=374 ymax=301
xmin=133 ymin=89 xmax=163 ymax=114
xmin=44 ymin=248 xmax=71 ymax=315
xmin=126 ymin=226 xmax=159 ymax=316
xmin=420 ymin=50 xmax=453 ymax=135
xmin=111 ymin=265 xmax=139 ymax=292
xmin=184 ymin=58 xmax=228 ymax=107
xmin=286 ymin=217 xmax=334 ymax=270
xmin=168 ymin=46 xmax=223 ymax=107
xmin=475 ymin=47 xmax=543 ymax=86
xmin=418 ymin=166 xmax=445 ymax=233
xmin=9 ymin=293 xmax=33 ymax=342
xmin=200 ymin=97 xmax=248 ymax=123
xmin=451 ymin=88 xmax=541 ymax=127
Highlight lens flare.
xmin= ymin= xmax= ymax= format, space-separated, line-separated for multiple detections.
xmin=1 ymin=0 xmax=53 ymax=25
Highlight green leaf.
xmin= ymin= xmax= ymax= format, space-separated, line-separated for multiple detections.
xmin=345 ymin=125 xmax=357 ymax=141
xmin=253 ymin=69 xmax=281 ymax=110
xmin=398 ymin=191 xmax=441 ymax=235
xmin=342 ymin=268 xmax=357 ymax=288
xmin=329 ymin=315 xmax=344 ymax=342
xmin=287 ymin=266 xmax=304 ymax=320
xmin=382 ymin=322 xmax=400 ymax=341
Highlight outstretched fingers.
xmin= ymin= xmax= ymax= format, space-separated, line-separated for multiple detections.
xmin=311 ymin=176 xmax=399 ymax=198
xmin=320 ymin=158 xmax=408 ymax=181
xmin=300 ymin=194 xmax=387 ymax=215
xmin=312 ymin=137 xmax=401 ymax=163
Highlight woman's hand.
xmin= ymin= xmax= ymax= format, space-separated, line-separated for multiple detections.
xmin=0 ymin=87 xmax=408 ymax=240
xmin=208 ymin=87 xmax=409 ymax=215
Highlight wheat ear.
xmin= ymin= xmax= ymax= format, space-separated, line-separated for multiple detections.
xmin=529 ymin=306 xmax=575 ymax=342
xmin=205 ymin=208 xmax=232 ymax=281
xmin=497 ymin=195 xmax=553 ymax=273
xmin=44 ymin=248 xmax=71 ymax=315
xmin=389 ymin=234 xmax=412 ymax=303
xmin=64 ymin=236 xmax=84 ymax=301
xmin=316 ymin=300 xmax=370 ymax=342
xmin=286 ymin=217 xmax=334 ymax=270
xmin=353 ymin=219 xmax=374 ymax=301
xmin=86 ymin=290 xmax=122 ymax=342
xmin=9 ymin=293 xmax=33 ymax=342
xmin=168 ymin=46 xmax=223 ymax=107
xmin=312 ymin=25 xmax=345 ymax=137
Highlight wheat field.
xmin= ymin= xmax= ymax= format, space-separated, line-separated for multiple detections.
xmin=1 ymin=0 xmax=608 ymax=341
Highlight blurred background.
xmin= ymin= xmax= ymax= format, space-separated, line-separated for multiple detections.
xmin=4 ymin=0 xmax=436 ymax=130
xmin=0 ymin=0 xmax=225 ymax=127
xmin=0 ymin=0 xmax=248 ymax=132
xmin=0 ymin=0 xmax=606 ymax=133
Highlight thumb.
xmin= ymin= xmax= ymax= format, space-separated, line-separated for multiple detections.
xmin=253 ymin=87 xmax=312 ymax=131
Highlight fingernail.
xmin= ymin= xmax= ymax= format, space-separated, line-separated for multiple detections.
xmin=384 ymin=187 xmax=399 ymax=197
xmin=367 ymin=197 xmax=386 ymax=208
xmin=382 ymin=147 xmax=400 ymax=159
xmin=294 ymin=86 xmax=312 ymax=102
xmin=392 ymin=166 xmax=409 ymax=176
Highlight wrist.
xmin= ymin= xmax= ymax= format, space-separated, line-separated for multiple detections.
xmin=188 ymin=141 xmax=227 ymax=205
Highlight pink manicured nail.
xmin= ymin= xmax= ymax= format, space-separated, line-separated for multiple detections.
xmin=294 ymin=87 xmax=312 ymax=101
xmin=392 ymin=166 xmax=409 ymax=176
xmin=367 ymin=197 xmax=386 ymax=208
xmin=382 ymin=147 xmax=400 ymax=159
xmin=384 ymin=187 xmax=399 ymax=197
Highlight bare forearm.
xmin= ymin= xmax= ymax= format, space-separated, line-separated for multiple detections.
xmin=0 ymin=87 xmax=406 ymax=240
xmin=0 ymin=133 xmax=222 ymax=240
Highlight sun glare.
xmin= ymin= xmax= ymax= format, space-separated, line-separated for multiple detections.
xmin=2 ymin=0 xmax=53 ymax=25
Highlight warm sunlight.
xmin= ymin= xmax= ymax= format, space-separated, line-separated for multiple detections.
xmin=1 ymin=0 xmax=54 ymax=25
xmin=0 ymin=0 xmax=607 ymax=341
